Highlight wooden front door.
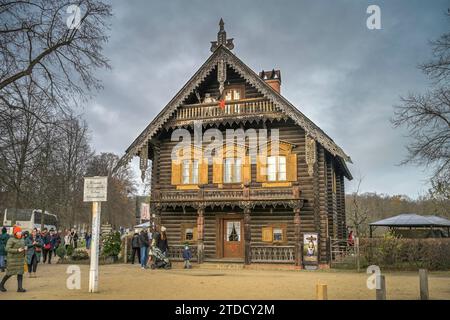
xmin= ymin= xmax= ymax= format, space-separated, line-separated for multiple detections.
xmin=223 ymin=219 xmax=244 ymax=258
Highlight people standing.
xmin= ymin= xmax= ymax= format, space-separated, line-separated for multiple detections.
xmin=64 ymin=230 xmax=72 ymax=250
xmin=0 ymin=226 xmax=26 ymax=293
xmin=52 ymin=230 xmax=61 ymax=259
xmin=157 ymin=226 xmax=169 ymax=257
xmin=24 ymin=228 xmax=43 ymax=278
xmin=85 ymin=231 xmax=92 ymax=250
xmin=42 ymin=228 xmax=53 ymax=264
xmin=73 ymin=230 xmax=79 ymax=249
xmin=131 ymin=231 xmax=141 ymax=265
xmin=139 ymin=229 xmax=150 ymax=269
xmin=0 ymin=227 xmax=10 ymax=272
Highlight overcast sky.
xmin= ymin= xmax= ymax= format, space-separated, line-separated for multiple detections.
xmin=81 ymin=0 xmax=449 ymax=197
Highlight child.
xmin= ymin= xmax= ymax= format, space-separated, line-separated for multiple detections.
xmin=182 ymin=243 xmax=192 ymax=269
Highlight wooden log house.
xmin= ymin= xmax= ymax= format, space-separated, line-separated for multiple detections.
xmin=118 ymin=20 xmax=352 ymax=267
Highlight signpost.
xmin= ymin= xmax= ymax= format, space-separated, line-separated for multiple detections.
xmin=83 ymin=176 xmax=108 ymax=293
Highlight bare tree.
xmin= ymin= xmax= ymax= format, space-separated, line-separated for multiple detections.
xmin=86 ymin=153 xmax=137 ymax=228
xmin=346 ymin=176 xmax=369 ymax=237
xmin=393 ymin=11 xmax=450 ymax=199
xmin=0 ymin=0 xmax=111 ymax=119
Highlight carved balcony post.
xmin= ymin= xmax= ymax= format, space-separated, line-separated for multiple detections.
xmin=197 ymin=205 xmax=205 ymax=264
xmin=244 ymin=205 xmax=252 ymax=265
xmin=294 ymin=205 xmax=302 ymax=267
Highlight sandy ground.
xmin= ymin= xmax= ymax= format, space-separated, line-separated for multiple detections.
xmin=1 ymin=262 xmax=450 ymax=300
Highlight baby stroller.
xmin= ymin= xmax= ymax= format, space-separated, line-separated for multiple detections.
xmin=150 ymin=247 xmax=172 ymax=269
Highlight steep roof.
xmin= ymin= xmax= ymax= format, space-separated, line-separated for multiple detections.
xmin=117 ymin=38 xmax=352 ymax=179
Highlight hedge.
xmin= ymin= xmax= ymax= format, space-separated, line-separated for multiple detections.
xmin=359 ymin=236 xmax=450 ymax=270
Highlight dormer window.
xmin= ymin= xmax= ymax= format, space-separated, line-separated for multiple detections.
xmin=224 ymin=87 xmax=243 ymax=101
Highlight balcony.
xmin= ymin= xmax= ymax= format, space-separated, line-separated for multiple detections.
xmin=176 ymin=98 xmax=278 ymax=121
xmin=151 ymin=185 xmax=302 ymax=209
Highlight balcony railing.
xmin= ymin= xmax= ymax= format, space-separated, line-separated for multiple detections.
xmin=154 ymin=185 xmax=300 ymax=203
xmin=251 ymin=246 xmax=295 ymax=263
xmin=176 ymin=98 xmax=277 ymax=120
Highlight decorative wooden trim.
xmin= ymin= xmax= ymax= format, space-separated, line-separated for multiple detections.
xmin=176 ymin=185 xmax=200 ymax=190
xmin=116 ymin=46 xmax=351 ymax=179
xmin=261 ymin=182 xmax=292 ymax=188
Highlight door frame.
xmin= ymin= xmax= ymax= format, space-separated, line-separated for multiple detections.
xmin=215 ymin=213 xmax=244 ymax=259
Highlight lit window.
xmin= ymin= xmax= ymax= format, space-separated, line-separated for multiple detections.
xmin=267 ymin=156 xmax=286 ymax=182
xmin=234 ymin=158 xmax=242 ymax=182
xmin=224 ymin=158 xmax=242 ymax=183
xmin=182 ymin=160 xmax=190 ymax=184
xmin=182 ymin=159 xmax=199 ymax=184
xmin=278 ymin=156 xmax=286 ymax=181
xmin=192 ymin=160 xmax=199 ymax=184
xmin=267 ymin=156 xmax=277 ymax=181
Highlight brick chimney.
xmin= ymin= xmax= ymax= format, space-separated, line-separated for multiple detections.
xmin=259 ymin=69 xmax=281 ymax=94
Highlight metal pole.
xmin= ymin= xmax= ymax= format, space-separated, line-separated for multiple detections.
xmin=376 ymin=274 xmax=386 ymax=300
xmin=89 ymin=201 xmax=101 ymax=293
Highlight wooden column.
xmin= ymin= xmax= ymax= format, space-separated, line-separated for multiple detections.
xmin=244 ymin=207 xmax=251 ymax=265
xmin=294 ymin=207 xmax=302 ymax=267
xmin=197 ymin=206 xmax=205 ymax=264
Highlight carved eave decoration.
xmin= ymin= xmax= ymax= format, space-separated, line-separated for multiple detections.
xmin=116 ymin=26 xmax=352 ymax=180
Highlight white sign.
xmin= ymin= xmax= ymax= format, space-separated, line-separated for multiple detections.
xmin=140 ymin=203 xmax=150 ymax=221
xmin=83 ymin=176 xmax=108 ymax=202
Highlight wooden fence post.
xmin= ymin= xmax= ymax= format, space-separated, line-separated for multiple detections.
xmin=316 ymin=282 xmax=328 ymax=300
xmin=419 ymin=269 xmax=429 ymax=300
xmin=376 ymin=275 xmax=386 ymax=300
xmin=124 ymin=236 xmax=128 ymax=264
xmin=356 ymin=237 xmax=360 ymax=272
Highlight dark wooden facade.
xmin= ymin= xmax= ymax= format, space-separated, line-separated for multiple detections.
xmin=119 ymin=20 xmax=352 ymax=266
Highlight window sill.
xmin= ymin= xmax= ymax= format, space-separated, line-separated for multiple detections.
xmin=261 ymin=182 xmax=292 ymax=188
xmin=176 ymin=185 xmax=200 ymax=190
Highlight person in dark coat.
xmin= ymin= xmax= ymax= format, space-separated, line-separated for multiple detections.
xmin=131 ymin=231 xmax=141 ymax=265
xmin=157 ymin=226 xmax=169 ymax=257
xmin=24 ymin=228 xmax=43 ymax=278
xmin=0 ymin=227 xmax=10 ymax=272
xmin=0 ymin=226 xmax=26 ymax=292
xmin=52 ymin=230 xmax=61 ymax=259
xmin=73 ymin=231 xmax=79 ymax=249
xmin=182 ymin=243 xmax=192 ymax=269
xmin=138 ymin=229 xmax=150 ymax=269
xmin=41 ymin=228 xmax=53 ymax=264
xmin=85 ymin=232 xmax=92 ymax=250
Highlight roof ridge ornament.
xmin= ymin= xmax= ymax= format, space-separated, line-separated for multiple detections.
xmin=210 ymin=18 xmax=234 ymax=52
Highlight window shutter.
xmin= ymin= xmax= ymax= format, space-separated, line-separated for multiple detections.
xmin=256 ymin=155 xmax=267 ymax=182
xmin=213 ymin=158 xmax=223 ymax=184
xmin=287 ymin=153 xmax=298 ymax=182
xmin=262 ymin=227 xmax=273 ymax=242
xmin=199 ymin=159 xmax=208 ymax=185
xmin=171 ymin=160 xmax=181 ymax=185
xmin=242 ymin=156 xmax=251 ymax=184
xmin=193 ymin=227 xmax=198 ymax=241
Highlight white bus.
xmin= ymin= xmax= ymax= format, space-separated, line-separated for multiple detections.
xmin=2 ymin=208 xmax=58 ymax=233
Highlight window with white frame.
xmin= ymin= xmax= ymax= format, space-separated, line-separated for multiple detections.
xmin=182 ymin=159 xmax=199 ymax=184
xmin=224 ymin=158 xmax=242 ymax=183
xmin=267 ymin=156 xmax=287 ymax=182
